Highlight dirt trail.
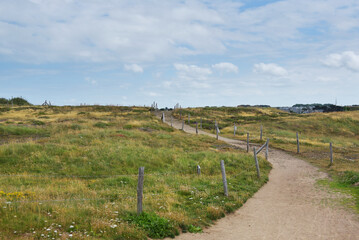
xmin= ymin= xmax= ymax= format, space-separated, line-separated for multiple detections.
xmin=159 ymin=112 xmax=359 ymax=240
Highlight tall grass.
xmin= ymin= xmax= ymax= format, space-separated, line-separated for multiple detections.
xmin=0 ymin=106 xmax=271 ymax=239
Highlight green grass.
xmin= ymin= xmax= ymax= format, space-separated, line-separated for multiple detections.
xmin=0 ymin=106 xmax=271 ymax=239
xmin=173 ymin=107 xmax=359 ymax=212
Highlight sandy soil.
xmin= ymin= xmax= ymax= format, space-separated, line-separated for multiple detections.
xmin=158 ymin=112 xmax=359 ymax=240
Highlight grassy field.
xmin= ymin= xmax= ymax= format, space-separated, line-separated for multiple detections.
xmin=173 ymin=107 xmax=359 ymax=212
xmin=0 ymin=105 xmax=271 ymax=239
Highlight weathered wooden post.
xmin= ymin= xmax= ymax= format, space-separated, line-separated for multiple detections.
xmin=182 ymin=120 xmax=184 ymax=130
xmin=220 ymin=160 xmax=228 ymax=196
xmin=330 ymin=142 xmax=333 ymax=165
xmin=247 ymin=132 xmax=249 ymax=152
xmin=233 ymin=123 xmax=236 ymax=137
xmin=253 ymin=148 xmax=260 ymax=178
xmin=196 ymin=121 xmax=198 ymax=135
xmin=137 ymin=167 xmax=145 ymax=215
xmin=197 ymin=165 xmax=201 ymax=176
xmin=260 ymin=125 xmax=263 ymax=141
xmin=161 ymin=112 xmax=165 ymax=122
xmin=265 ymin=138 xmax=269 ymax=160
xmin=296 ymin=132 xmax=300 ymax=153
xmin=216 ymin=126 xmax=219 ymax=140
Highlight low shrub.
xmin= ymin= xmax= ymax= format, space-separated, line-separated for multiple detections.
xmin=93 ymin=122 xmax=109 ymax=128
xmin=339 ymin=171 xmax=359 ymax=185
xmin=125 ymin=212 xmax=178 ymax=239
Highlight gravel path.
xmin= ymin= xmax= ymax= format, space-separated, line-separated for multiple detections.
xmin=158 ymin=112 xmax=359 ymax=240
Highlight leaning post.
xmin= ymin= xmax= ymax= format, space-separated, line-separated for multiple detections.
xmin=220 ymin=160 xmax=228 ymax=197
xmin=247 ymin=132 xmax=249 ymax=152
xmin=253 ymin=148 xmax=260 ymax=178
xmin=265 ymin=138 xmax=269 ymax=160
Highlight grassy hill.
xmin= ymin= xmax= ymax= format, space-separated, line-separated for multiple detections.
xmin=0 ymin=106 xmax=270 ymax=239
xmin=173 ymin=107 xmax=359 ymax=212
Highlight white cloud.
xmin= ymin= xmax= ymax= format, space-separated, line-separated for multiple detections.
xmin=148 ymin=92 xmax=161 ymax=97
xmin=322 ymin=51 xmax=359 ymax=71
xmin=174 ymin=63 xmax=212 ymax=75
xmin=212 ymin=62 xmax=238 ymax=73
xmin=253 ymin=63 xmax=288 ymax=76
xmin=1 ymin=0 xmax=359 ymax=66
xmin=124 ymin=64 xmax=143 ymax=73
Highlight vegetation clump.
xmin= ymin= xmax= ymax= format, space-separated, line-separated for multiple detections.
xmin=125 ymin=212 xmax=178 ymax=238
xmin=0 ymin=97 xmax=31 ymax=106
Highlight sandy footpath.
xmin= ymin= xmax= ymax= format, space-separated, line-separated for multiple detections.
xmin=158 ymin=112 xmax=359 ymax=240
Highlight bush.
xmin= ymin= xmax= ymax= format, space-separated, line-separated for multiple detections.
xmin=188 ymin=225 xmax=202 ymax=233
xmin=93 ymin=122 xmax=109 ymax=128
xmin=10 ymin=97 xmax=31 ymax=106
xmin=125 ymin=212 xmax=178 ymax=238
xmin=0 ymin=97 xmax=31 ymax=105
xmin=31 ymin=120 xmax=45 ymax=126
xmin=0 ymin=98 xmax=8 ymax=104
xmin=339 ymin=171 xmax=359 ymax=185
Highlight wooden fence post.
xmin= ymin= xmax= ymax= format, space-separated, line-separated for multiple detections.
xmin=330 ymin=142 xmax=333 ymax=165
xmin=265 ymin=139 xmax=269 ymax=160
xmin=253 ymin=147 xmax=260 ymax=178
xmin=220 ymin=160 xmax=228 ymax=196
xmin=137 ymin=167 xmax=145 ymax=215
xmin=260 ymin=125 xmax=263 ymax=141
xmin=161 ymin=112 xmax=165 ymax=122
xmin=216 ymin=126 xmax=219 ymax=140
xmin=196 ymin=121 xmax=198 ymax=135
xmin=197 ymin=165 xmax=201 ymax=175
xmin=247 ymin=132 xmax=249 ymax=152
xmin=233 ymin=123 xmax=236 ymax=137
xmin=182 ymin=120 xmax=184 ymax=130
xmin=296 ymin=132 xmax=300 ymax=153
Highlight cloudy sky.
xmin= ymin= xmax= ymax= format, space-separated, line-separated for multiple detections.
xmin=1 ymin=0 xmax=359 ymax=107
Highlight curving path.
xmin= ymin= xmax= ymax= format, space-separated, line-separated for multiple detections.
xmin=158 ymin=112 xmax=359 ymax=240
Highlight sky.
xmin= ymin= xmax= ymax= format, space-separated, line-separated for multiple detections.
xmin=1 ymin=0 xmax=359 ymax=107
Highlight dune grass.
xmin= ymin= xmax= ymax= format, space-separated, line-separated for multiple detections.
xmin=0 ymin=106 xmax=271 ymax=239
xmin=173 ymin=107 xmax=359 ymax=212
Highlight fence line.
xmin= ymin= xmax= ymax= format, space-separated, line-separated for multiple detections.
xmin=0 ymin=171 xmax=215 ymax=179
xmin=0 ymin=112 xmax=272 ymax=210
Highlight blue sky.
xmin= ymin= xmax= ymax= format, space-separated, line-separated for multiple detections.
xmin=1 ymin=0 xmax=359 ymax=107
